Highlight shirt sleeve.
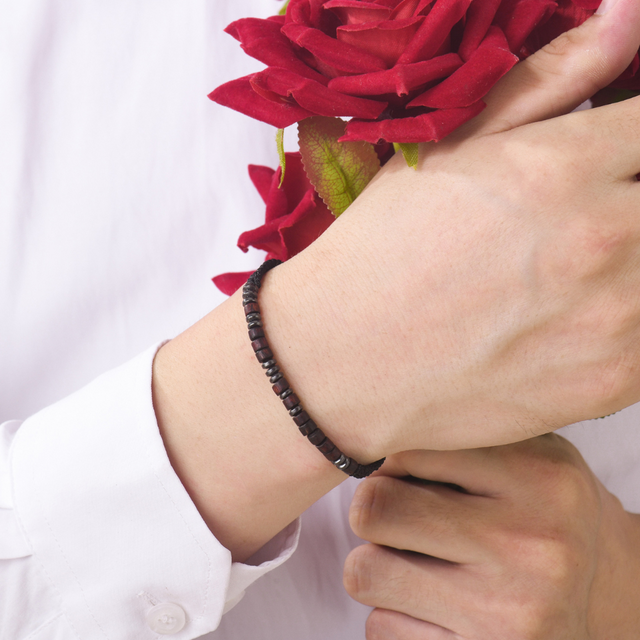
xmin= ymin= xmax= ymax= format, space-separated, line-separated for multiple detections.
xmin=1 ymin=344 xmax=300 ymax=640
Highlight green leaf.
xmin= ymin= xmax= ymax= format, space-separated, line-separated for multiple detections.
xmin=393 ymin=142 xmax=419 ymax=169
xmin=278 ymin=0 xmax=290 ymax=15
xmin=298 ymin=116 xmax=381 ymax=217
xmin=276 ymin=128 xmax=286 ymax=187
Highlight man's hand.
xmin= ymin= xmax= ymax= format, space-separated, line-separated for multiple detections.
xmin=344 ymin=436 xmax=640 ymax=639
xmin=263 ymin=0 xmax=640 ymax=460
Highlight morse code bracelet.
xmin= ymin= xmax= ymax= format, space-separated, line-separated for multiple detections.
xmin=242 ymin=259 xmax=385 ymax=479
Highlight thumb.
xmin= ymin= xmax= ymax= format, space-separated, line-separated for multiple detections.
xmin=463 ymin=0 xmax=640 ymax=137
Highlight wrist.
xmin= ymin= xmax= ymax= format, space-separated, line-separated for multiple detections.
xmin=152 ymin=286 xmax=347 ymax=562
xmin=257 ymin=252 xmax=396 ymax=463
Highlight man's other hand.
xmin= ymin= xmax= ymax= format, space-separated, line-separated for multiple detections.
xmin=345 ymin=436 xmax=640 ymax=639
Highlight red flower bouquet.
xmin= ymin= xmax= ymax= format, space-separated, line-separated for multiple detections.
xmin=210 ymin=0 xmax=639 ymax=145
xmin=211 ymin=0 xmax=640 ymax=291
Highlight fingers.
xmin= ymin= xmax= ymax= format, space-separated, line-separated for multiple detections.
xmin=344 ymin=544 xmax=477 ymax=633
xmin=349 ymin=475 xmax=493 ymax=564
xmin=464 ymin=0 xmax=640 ymax=137
xmin=377 ymin=449 xmax=507 ymax=496
xmin=366 ymin=609 xmax=456 ymax=640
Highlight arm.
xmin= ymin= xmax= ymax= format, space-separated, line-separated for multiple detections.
xmin=153 ymin=0 xmax=640 ymax=562
xmin=344 ymin=435 xmax=640 ymax=638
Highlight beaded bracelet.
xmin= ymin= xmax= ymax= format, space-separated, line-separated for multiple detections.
xmin=242 ymin=259 xmax=385 ymax=479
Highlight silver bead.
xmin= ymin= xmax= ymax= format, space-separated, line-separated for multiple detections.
xmin=334 ymin=455 xmax=349 ymax=470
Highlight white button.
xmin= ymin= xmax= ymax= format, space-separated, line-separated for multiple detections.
xmin=146 ymin=603 xmax=186 ymax=635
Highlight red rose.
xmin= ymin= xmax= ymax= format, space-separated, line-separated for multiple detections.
xmin=213 ymin=152 xmax=335 ymax=295
xmin=209 ymin=0 xmax=560 ymax=143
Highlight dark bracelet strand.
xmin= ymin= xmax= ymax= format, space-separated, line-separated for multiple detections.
xmin=243 ymin=259 xmax=385 ymax=479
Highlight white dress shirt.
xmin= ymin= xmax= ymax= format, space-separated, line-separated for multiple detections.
xmin=1 ymin=1 xmax=639 ymax=639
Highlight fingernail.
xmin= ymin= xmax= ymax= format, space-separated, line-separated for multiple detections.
xmin=596 ymin=0 xmax=619 ymax=15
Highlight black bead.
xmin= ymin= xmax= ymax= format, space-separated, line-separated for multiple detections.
xmin=324 ymin=448 xmax=343 ymax=464
xmin=304 ymin=427 xmax=320 ymax=441
xmin=282 ymin=393 xmax=300 ymax=410
xmin=265 ymin=366 xmax=280 ymax=377
xmin=247 ymin=321 xmax=263 ymax=329
xmin=256 ymin=348 xmax=273 ymax=363
xmin=307 ymin=429 xmax=326 ymax=446
xmin=270 ymin=372 xmax=283 ymax=383
xmin=262 ymin=359 xmax=277 ymax=370
xmin=289 ymin=406 xmax=303 ymax=417
xmin=272 ymin=378 xmax=290 ymax=395
xmin=246 ymin=312 xmax=261 ymax=324
xmin=248 ymin=327 xmax=265 ymax=341
xmin=298 ymin=419 xmax=317 ymax=436
xmin=293 ymin=411 xmax=311 ymax=427
xmin=251 ymin=338 xmax=269 ymax=352
xmin=279 ymin=388 xmax=293 ymax=399
xmin=317 ymin=439 xmax=339 ymax=458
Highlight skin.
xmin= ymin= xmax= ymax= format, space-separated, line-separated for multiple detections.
xmin=153 ymin=0 xmax=640 ymax=565
xmin=345 ymin=436 xmax=640 ymax=639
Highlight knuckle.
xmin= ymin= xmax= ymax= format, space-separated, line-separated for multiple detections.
xmin=526 ymin=536 xmax=581 ymax=588
xmin=365 ymin=610 xmax=398 ymax=640
xmin=534 ymin=28 xmax=585 ymax=67
xmin=349 ymin=476 xmax=391 ymax=538
xmin=343 ymin=544 xmax=377 ymax=600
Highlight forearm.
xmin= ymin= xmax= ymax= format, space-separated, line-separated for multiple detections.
xmin=152 ymin=276 xmax=350 ymax=563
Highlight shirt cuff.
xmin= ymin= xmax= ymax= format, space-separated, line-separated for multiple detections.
xmin=7 ymin=343 xmax=299 ymax=638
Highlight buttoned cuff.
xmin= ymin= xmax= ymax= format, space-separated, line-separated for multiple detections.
xmin=7 ymin=344 xmax=299 ymax=638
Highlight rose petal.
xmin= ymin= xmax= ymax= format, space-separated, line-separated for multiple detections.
xmin=286 ymin=0 xmax=334 ymax=28
xmin=225 ymin=18 xmax=328 ymax=84
xmin=408 ymin=26 xmax=518 ymax=108
xmin=328 ymin=53 xmax=462 ymax=96
xmin=458 ymin=0 xmax=503 ymax=61
xmin=337 ymin=17 xmax=425 ymax=68
xmin=286 ymin=0 xmax=313 ymax=25
xmin=237 ymin=153 xmax=332 ymax=261
xmin=415 ymin=0 xmax=436 ymax=14
xmin=282 ymin=22 xmax=387 ymax=76
xmin=279 ymin=191 xmax=336 ymax=257
xmin=341 ymin=101 xmax=486 ymax=143
xmin=324 ymin=0 xmax=392 ymax=24
xmin=263 ymin=167 xmax=290 ymax=222
xmin=389 ymin=0 xmax=424 ymax=19
xmin=278 ymin=153 xmax=315 ymax=209
xmin=309 ymin=0 xmax=331 ymax=27
xmin=209 ymin=75 xmax=314 ymax=128
xmin=252 ymin=67 xmax=388 ymax=118
xmin=248 ymin=164 xmax=277 ymax=204
xmin=374 ymin=0 xmax=406 ymax=8
xmin=397 ymin=0 xmax=473 ymax=64
xmin=238 ymin=187 xmax=324 ymax=259
xmin=212 ymin=271 xmax=254 ymax=296
xmin=238 ymin=217 xmax=289 ymax=258
xmin=495 ymin=0 xmax=557 ymax=54
xmin=572 ymin=0 xmax=600 ymax=9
